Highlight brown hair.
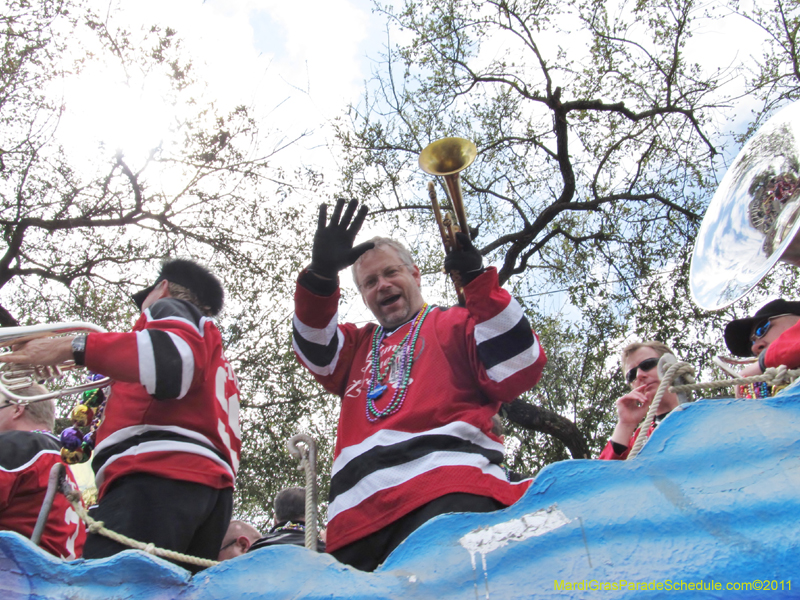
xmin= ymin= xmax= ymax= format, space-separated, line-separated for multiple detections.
xmin=620 ymin=340 xmax=674 ymax=373
xmin=167 ymin=281 xmax=214 ymax=317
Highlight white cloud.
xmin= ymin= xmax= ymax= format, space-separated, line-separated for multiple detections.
xmin=56 ymin=0 xmax=380 ymax=173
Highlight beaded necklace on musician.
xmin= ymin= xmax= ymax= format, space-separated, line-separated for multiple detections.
xmin=365 ymin=303 xmax=432 ymax=422
xmin=60 ymin=373 xmax=109 ymax=464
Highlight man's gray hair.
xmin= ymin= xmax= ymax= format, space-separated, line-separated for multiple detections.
xmin=351 ymin=237 xmax=416 ymax=288
xmin=274 ymin=487 xmax=306 ymax=523
xmin=4 ymin=384 xmax=55 ymax=430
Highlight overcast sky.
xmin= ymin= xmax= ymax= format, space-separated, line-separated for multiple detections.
xmin=59 ymin=0 xmax=389 ymax=178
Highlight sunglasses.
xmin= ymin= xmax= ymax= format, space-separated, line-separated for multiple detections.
xmin=625 ymin=357 xmax=659 ymax=385
xmin=750 ymin=314 xmax=793 ymax=344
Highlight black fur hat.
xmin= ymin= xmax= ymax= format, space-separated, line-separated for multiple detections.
xmin=132 ymin=259 xmax=224 ymax=316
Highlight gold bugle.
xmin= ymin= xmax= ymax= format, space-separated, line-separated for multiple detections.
xmin=419 ymin=137 xmax=477 ymax=242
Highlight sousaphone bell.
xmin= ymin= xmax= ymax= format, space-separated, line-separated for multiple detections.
xmin=691 ymin=101 xmax=800 ymax=310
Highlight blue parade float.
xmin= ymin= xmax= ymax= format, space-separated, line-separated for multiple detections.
xmin=2 ymin=381 xmax=798 ymax=599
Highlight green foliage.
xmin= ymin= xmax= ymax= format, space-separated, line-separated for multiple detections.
xmin=332 ymin=0 xmax=800 ymax=471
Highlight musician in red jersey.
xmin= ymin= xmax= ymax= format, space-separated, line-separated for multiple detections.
xmin=292 ymin=199 xmax=546 ymax=571
xmin=0 ymin=259 xmax=241 ymax=571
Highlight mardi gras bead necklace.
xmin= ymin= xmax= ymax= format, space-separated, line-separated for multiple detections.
xmin=741 ymin=381 xmax=772 ymax=399
xmin=365 ymin=304 xmax=432 ymax=422
xmin=60 ymin=373 xmax=109 ymax=465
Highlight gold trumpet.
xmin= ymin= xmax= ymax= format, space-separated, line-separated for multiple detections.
xmin=419 ymin=137 xmax=477 ymax=302
xmin=0 ymin=322 xmax=111 ymax=404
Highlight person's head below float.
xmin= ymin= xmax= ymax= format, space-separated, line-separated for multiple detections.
xmin=273 ymin=486 xmax=306 ymax=525
xmin=247 ymin=487 xmax=326 ymax=553
xmin=598 ymin=341 xmax=680 ymax=461
xmin=217 ymin=520 xmax=262 ymax=561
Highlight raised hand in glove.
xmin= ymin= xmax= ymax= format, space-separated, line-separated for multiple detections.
xmin=310 ymin=198 xmax=374 ymax=279
xmin=443 ymin=232 xmax=485 ymax=285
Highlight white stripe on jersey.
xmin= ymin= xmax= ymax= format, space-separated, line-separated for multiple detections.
xmin=94 ymin=439 xmax=235 ymax=488
xmin=331 ymin=421 xmax=503 ymax=476
xmin=136 ymin=330 xmax=157 ymax=395
xmin=135 ymin=331 xmax=195 ymax=398
xmin=473 ymin=297 xmax=520 ymax=344
xmin=0 ymin=449 xmax=62 ymax=473
xmin=487 ymin=346 xmax=540 ymax=382
xmin=166 ymin=330 xmax=195 ymax=399
xmin=292 ymin=311 xmax=339 ymax=345
xmin=291 ymin=325 xmax=345 ymax=376
xmin=327 ymin=451 xmax=511 ymax=521
xmin=96 ymin=424 xmax=220 ymax=455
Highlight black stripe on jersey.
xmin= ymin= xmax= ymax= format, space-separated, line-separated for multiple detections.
xmin=476 ymin=316 xmax=534 ymax=370
xmin=292 ymin=322 xmax=340 ymax=368
xmin=329 ymin=434 xmax=504 ymax=503
xmin=0 ymin=431 xmax=60 ymax=470
xmin=92 ymin=430 xmax=228 ymax=475
xmin=147 ymin=329 xmax=185 ymax=400
xmin=148 ymin=298 xmax=204 ymax=329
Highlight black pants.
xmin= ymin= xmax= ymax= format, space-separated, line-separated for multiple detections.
xmin=82 ymin=473 xmax=232 ymax=573
xmin=331 ymin=492 xmax=504 ymax=572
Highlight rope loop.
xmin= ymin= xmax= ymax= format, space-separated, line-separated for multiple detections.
xmin=287 ymin=433 xmax=319 ymax=552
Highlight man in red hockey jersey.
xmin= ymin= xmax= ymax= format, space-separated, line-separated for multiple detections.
xmin=0 ymin=259 xmax=241 ymax=570
xmin=0 ymin=385 xmax=86 ymax=559
xmin=292 ymin=199 xmax=546 ymax=571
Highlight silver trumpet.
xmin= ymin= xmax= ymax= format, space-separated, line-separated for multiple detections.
xmin=0 ymin=322 xmax=111 ymax=404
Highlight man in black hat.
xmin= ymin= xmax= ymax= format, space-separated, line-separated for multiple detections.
xmin=0 ymin=259 xmax=241 ymax=571
xmin=724 ymin=299 xmax=800 ymax=380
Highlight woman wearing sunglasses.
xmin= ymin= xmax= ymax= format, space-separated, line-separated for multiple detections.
xmin=598 ymin=341 xmax=680 ymax=461
xmin=724 ymin=299 xmax=800 ymax=393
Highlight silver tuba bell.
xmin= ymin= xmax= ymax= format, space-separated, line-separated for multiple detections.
xmin=691 ymin=101 xmax=800 ymax=310
xmin=0 ymin=322 xmax=111 ymax=404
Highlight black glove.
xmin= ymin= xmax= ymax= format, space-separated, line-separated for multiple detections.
xmin=444 ymin=232 xmax=484 ymax=285
xmin=309 ymin=198 xmax=374 ymax=279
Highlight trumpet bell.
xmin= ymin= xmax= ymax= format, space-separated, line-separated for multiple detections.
xmin=691 ymin=101 xmax=800 ymax=310
xmin=419 ymin=137 xmax=477 ymax=176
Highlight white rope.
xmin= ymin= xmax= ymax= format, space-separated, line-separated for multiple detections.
xmin=627 ymin=361 xmax=694 ymax=459
xmin=287 ymin=434 xmax=319 ymax=552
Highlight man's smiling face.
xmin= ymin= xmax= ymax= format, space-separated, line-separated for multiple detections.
xmin=355 ymin=246 xmax=425 ymax=329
